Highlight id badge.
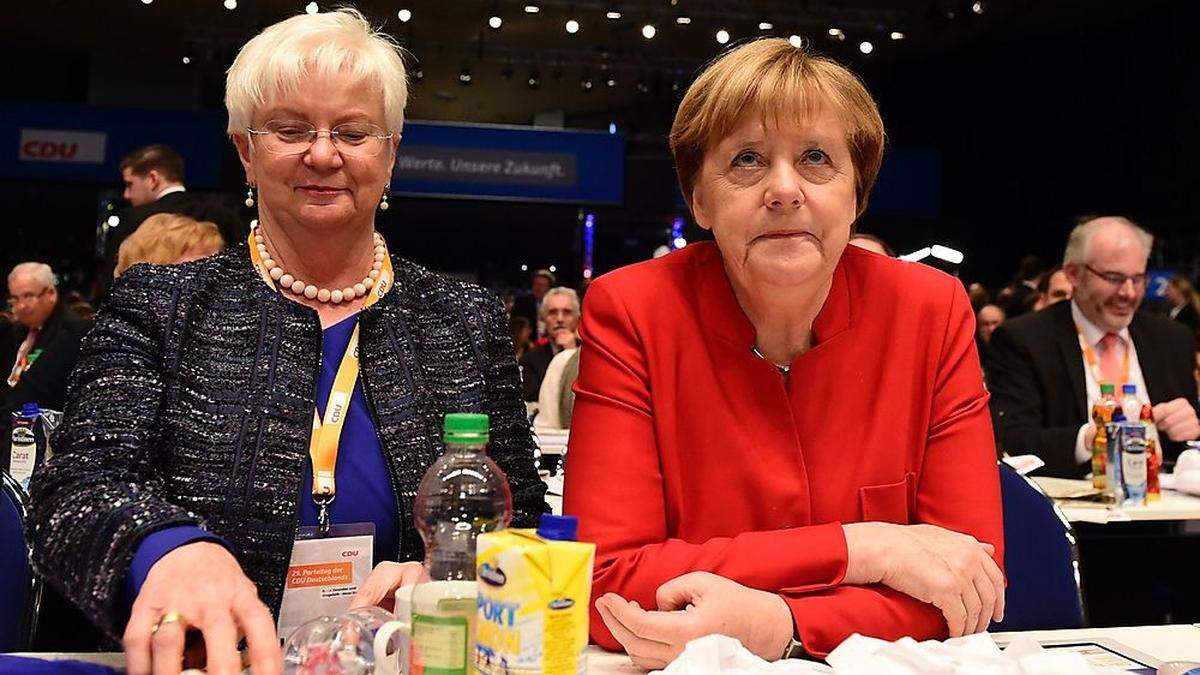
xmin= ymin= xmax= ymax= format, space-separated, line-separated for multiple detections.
xmin=276 ymin=522 xmax=374 ymax=639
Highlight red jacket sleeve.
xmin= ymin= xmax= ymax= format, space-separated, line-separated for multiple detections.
xmin=564 ymin=279 xmax=849 ymax=652
xmin=783 ymin=281 xmax=1006 ymax=656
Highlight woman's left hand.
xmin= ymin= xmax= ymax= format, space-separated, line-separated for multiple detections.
xmin=595 ymin=572 xmax=794 ymax=670
xmin=348 ymin=562 xmax=430 ymax=612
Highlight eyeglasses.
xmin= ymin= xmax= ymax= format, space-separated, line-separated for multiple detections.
xmin=1084 ymin=264 xmax=1148 ymax=289
xmin=6 ymin=287 xmax=50 ymax=308
xmin=246 ymin=119 xmax=396 ymax=157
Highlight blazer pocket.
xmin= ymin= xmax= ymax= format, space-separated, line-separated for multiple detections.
xmin=859 ymin=473 xmax=915 ymax=524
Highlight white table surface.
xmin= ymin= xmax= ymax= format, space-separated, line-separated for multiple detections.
xmin=16 ymin=625 xmax=1200 ymax=671
xmin=584 ymin=624 xmax=1200 ymax=672
xmin=1032 ymin=477 xmax=1200 ymax=523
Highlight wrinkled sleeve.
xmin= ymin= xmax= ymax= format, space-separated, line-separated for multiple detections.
xmin=783 ymin=281 xmax=1006 ymax=655
xmin=476 ymin=293 xmax=548 ymax=528
xmin=564 ymin=279 xmax=850 ymax=653
xmin=26 ymin=266 xmax=207 ymax=639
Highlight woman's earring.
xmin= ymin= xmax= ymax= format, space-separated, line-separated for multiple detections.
xmin=245 ymin=185 xmax=255 ymax=208
xmin=379 ymin=193 xmax=389 ymax=211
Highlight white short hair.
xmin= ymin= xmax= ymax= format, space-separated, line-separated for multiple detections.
xmin=8 ymin=262 xmax=57 ymax=288
xmin=1063 ymin=216 xmax=1154 ymax=265
xmin=540 ymin=287 xmax=581 ymax=317
xmin=224 ymin=8 xmax=409 ymax=135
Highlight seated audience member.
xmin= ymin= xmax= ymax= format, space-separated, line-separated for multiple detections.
xmin=519 ymin=287 xmax=580 ymax=401
xmin=1165 ymin=274 xmax=1199 ymax=335
xmin=847 ymin=232 xmax=894 ymax=256
xmin=975 ymin=303 xmax=1005 ymax=368
xmin=967 ymin=282 xmax=991 ymax=314
xmin=535 ymin=347 xmax=580 ymax=430
xmin=510 ymin=315 xmax=533 ymax=359
xmin=3 ymin=263 xmax=91 ymax=423
xmin=987 ymin=216 xmax=1200 ymax=477
xmin=100 ymin=144 xmax=245 ymax=294
xmin=996 ymin=255 xmax=1042 ymax=318
xmin=565 ymin=39 xmax=1004 ymax=664
xmin=511 ymin=269 xmax=555 ymax=340
xmin=115 ymin=213 xmax=226 ymax=278
xmin=1032 ymin=265 xmax=1072 ymax=311
xmin=27 ymin=10 xmax=545 ymax=671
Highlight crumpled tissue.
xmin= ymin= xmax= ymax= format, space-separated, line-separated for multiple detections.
xmin=650 ymin=632 xmax=1104 ymax=675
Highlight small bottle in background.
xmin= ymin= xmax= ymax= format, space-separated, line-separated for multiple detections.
xmin=1120 ymin=424 xmax=1148 ymax=506
xmin=1120 ymin=383 xmax=1140 ymax=423
xmin=1104 ymin=409 xmax=1126 ymax=503
xmin=1141 ymin=403 xmax=1161 ymax=503
xmin=9 ymin=402 xmax=41 ymax=493
xmin=1091 ymin=383 xmax=1119 ymax=490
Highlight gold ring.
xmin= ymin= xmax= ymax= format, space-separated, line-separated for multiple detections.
xmin=152 ymin=610 xmax=185 ymax=634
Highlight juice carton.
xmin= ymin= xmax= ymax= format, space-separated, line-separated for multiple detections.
xmin=473 ymin=515 xmax=595 ymax=675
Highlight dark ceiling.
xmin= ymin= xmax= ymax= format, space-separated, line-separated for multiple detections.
xmin=10 ymin=0 xmax=1146 ymax=127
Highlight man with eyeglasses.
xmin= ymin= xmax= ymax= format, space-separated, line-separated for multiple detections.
xmin=986 ymin=216 xmax=1200 ymax=478
xmin=2 ymin=263 xmax=92 ymax=455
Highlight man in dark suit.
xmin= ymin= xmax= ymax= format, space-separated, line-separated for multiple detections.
xmin=3 ymin=263 xmax=92 ymax=450
xmin=987 ymin=216 xmax=1200 ymax=478
xmin=519 ymin=287 xmax=580 ymax=401
xmin=98 ymin=144 xmax=244 ymax=294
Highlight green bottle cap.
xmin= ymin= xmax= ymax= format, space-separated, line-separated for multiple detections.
xmin=443 ymin=413 xmax=490 ymax=444
xmin=1100 ymin=383 xmax=1115 ymax=395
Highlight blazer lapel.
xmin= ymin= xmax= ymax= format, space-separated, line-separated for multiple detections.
xmin=1052 ymin=303 xmax=1088 ymax=418
xmin=1128 ymin=313 xmax=1165 ymax=403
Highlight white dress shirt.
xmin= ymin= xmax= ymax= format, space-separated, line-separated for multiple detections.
xmin=155 ymin=184 xmax=186 ymax=200
xmin=1072 ymin=300 xmax=1151 ymax=464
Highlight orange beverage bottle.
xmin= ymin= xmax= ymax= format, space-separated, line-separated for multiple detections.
xmin=1141 ymin=403 xmax=1161 ymax=503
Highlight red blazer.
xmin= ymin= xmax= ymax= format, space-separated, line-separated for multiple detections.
xmin=563 ymin=242 xmax=1004 ymax=657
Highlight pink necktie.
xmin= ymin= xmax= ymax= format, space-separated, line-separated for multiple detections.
xmin=1098 ymin=333 xmax=1123 ymax=385
xmin=7 ymin=328 xmax=39 ymax=387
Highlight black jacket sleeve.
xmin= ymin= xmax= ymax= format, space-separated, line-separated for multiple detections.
xmin=986 ymin=324 xmax=1088 ymax=478
xmin=26 ymin=266 xmax=205 ymax=638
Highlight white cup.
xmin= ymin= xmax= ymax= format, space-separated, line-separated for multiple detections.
xmin=373 ymin=585 xmax=416 ymax=675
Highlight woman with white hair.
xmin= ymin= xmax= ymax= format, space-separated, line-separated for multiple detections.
xmin=28 ymin=9 xmax=545 ymax=673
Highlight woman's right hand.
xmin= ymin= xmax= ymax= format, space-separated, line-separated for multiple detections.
xmin=842 ymin=522 xmax=1005 ymax=637
xmin=124 ymin=541 xmax=281 ymax=675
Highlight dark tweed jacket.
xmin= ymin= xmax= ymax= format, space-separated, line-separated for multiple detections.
xmin=26 ymin=243 xmax=547 ymax=639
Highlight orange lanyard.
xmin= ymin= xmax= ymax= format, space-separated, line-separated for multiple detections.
xmin=1074 ymin=322 xmax=1131 ymax=388
xmin=248 ymin=226 xmax=394 ymax=533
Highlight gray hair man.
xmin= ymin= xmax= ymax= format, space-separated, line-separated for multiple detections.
xmin=986 ymin=216 xmax=1199 ymax=478
xmin=518 ymin=287 xmax=581 ymax=401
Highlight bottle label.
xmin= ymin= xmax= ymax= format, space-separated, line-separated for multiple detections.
xmin=1122 ymin=451 xmax=1147 ymax=488
xmin=411 ymin=613 xmax=468 ymax=675
xmin=9 ymin=425 xmax=37 ymax=492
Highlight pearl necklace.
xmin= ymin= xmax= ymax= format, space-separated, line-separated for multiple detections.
xmin=254 ymin=229 xmax=386 ymax=305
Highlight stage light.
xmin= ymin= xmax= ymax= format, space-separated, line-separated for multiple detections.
xmin=859 ymin=41 xmax=874 ymax=54
xmin=891 ymin=31 xmax=905 ymax=40
xmin=488 ymin=15 xmax=502 ymax=29
xmin=758 ymin=21 xmax=773 ymax=31
xmin=141 ymin=0 xmax=153 ymax=4
xmin=524 ymin=4 xmax=540 ymax=13
xmin=605 ymin=75 xmax=616 ymax=87
xmin=521 ymin=264 xmax=529 ymax=272
xmin=223 ymin=0 xmax=237 ymax=9
xmin=565 ymin=19 xmax=580 ymax=33
xmin=397 ymin=8 xmax=411 ymax=22
xmin=642 ymin=23 xmax=656 ymax=39
xmin=107 ymin=215 xmax=120 ymax=227
xmin=788 ymin=34 xmax=803 ymax=48
xmin=608 ymin=122 xmax=617 ymax=134
xmin=305 ymin=2 xmax=318 ymax=14
xmin=181 ymin=56 xmax=191 ymax=64
xmin=828 ymin=28 xmax=845 ymax=40
xmin=527 ymin=69 xmax=540 ymax=89
xmin=549 ymin=265 xmax=557 ymax=273
xmin=580 ymin=73 xmax=594 ymax=91
xmin=605 ymin=4 xmax=621 ymax=20
xmin=676 ymin=16 xmax=691 ymax=25
xmin=716 ymin=29 xmax=730 ymax=44
xmin=972 ymin=1 xmax=985 ymax=14
xmin=459 ymin=65 xmax=472 ymax=85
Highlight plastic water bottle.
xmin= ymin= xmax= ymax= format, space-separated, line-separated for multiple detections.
xmin=410 ymin=413 xmax=512 ymax=675
xmin=1120 ymin=383 xmax=1140 ymax=422
xmin=1120 ymin=424 xmax=1148 ymax=506
xmin=1104 ymin=410 xmax=1126 ymax=503
xmin=9 ymin=402 xmax=41 ymax=493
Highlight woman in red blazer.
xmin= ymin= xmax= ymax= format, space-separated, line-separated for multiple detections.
xmin=563 ymin=39 xmax=1004 ymax=667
